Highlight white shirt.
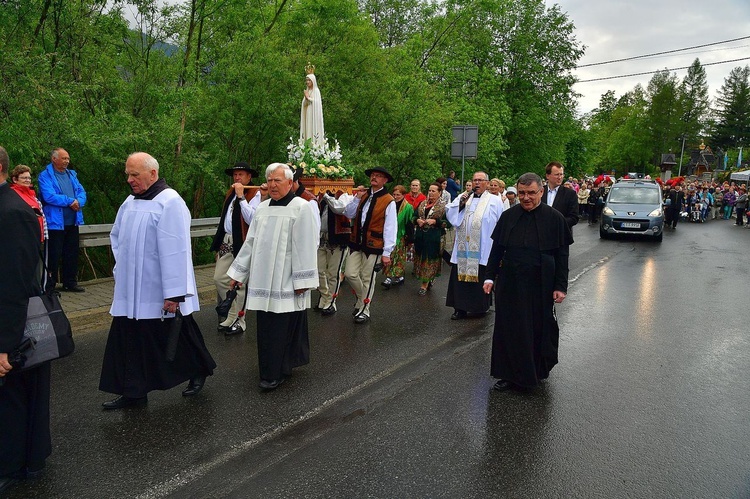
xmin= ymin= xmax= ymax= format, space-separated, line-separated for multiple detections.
xmin=223 ymin=191 xmax=261 ymax=234
xmin=547 ymin=186 xmax=558 ymax=206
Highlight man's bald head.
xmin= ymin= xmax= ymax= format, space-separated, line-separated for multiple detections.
xmin=125 ymin=152 xmax=160 ymax=195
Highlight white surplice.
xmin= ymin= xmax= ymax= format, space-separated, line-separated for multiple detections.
xmin=227 ymin=196 xmax=319 ymax=313
xmin=446 ymin=191 xmax=503 ymax=266
xmin=110 ymin=189 xmax=199 ymax=319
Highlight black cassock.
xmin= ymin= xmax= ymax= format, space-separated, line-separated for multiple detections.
xmin=99 ymin=315 xmax=216 ymax=398
xmin=486 ymin=203 xmax=572 ymax=388
xmin=256 ymin=310 xmax=309 ymax=383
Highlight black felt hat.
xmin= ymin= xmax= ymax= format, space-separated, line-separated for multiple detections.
xmin=224 ymin=161 xmax=258 ymax=177
xmin=293 ymin=166 xmax=304 ymax=182
xmin=364 ymin=166 xmax=394 ymax=183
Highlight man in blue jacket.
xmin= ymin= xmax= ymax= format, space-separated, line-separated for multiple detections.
xmin=445 ymin=170 xmax=461 ymax=200
xmin=38 ymin=148 xmax=87 ymax=292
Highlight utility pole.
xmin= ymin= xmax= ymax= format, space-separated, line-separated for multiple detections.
xmin=677 ymin=135 xmax=686 ymax=177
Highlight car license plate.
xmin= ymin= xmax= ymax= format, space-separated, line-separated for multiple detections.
xmin=621 ymin=222 xmax=640 ymax=228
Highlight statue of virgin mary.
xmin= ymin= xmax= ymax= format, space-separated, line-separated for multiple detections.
xmin=300 ymin=68 xmax=325 ymax=146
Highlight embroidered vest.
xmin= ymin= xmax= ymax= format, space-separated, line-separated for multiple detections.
xmin=210 ymin=188 xmax=254 ymax=256
xmin=324 ymin=192 xmax=352 ymax=247
xmin=349 ymin=189 xmax=394 ymax=255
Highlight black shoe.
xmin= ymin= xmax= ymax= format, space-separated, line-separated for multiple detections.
xmin=217 ymin=324 xmax=231 ymax=332
xmin=381 ymin=277 xmax=392 ymax=290
xmin=418 ymin=288 xmax=427 ymax=296
xmin=259 ymin=378 xmax=285 ymax=391
xmin=450 ymin=310 xmax=467 ymax=320
xmin=0 ymin=476 xmax=17 ymax=494
xmin=102 ymin=395 xmax=147 ymax=410
xmin=493 ymin=380 xmax=514 ymax=392
xmin=354 ymin=313 xmax=370 ymax=324
xmin=394 ymin=277 xmax=405 ymax=285
xmin=321 ymin=305 xmax=337 ymax=316
xmin=182 ymin=376 xmax=206 ymax=396
xmin=224 ymin=324 xmax=244 ymax=336
xmin=62 ymin=284 xmax=85 ymax=292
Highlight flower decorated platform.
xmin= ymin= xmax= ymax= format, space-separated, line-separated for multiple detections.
xmin=288 ymin=137 xmax=354 ymax=195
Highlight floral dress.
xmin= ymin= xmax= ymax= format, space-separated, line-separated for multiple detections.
xmin=413 ymin=199 xmax=449 ymax=284
xmin=384 ymin=199 xmax=414 ymax=280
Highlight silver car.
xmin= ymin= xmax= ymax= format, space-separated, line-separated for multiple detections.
xmin=600 ymin=179 xmax=664 ymax=242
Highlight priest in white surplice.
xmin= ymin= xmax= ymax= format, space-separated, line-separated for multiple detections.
xmin=228 ymin=163 xmax=319 ymax=391
xmin=445 ymin=171 xmax=503 ymax=320
xmin=99 ymin=152 xmax=216 ymax=410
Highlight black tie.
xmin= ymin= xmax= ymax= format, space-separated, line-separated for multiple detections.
xmin=231 ymin=196 xmax=241 ymax=240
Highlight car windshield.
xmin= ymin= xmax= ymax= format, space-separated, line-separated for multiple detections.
xmin=608 ymin=186 xmax=661 ymax=204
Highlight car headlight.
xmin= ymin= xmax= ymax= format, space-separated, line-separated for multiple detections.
xmin=602 ymin=207 xmax=615 ymax=216
xmin=648 ymin=208 xmax=662 ymax=217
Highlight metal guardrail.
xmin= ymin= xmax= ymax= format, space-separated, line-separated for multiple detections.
xmin=78 ymin=217 xmax=220 ymax=248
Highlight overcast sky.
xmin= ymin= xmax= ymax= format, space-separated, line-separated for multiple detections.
xmin=549 ymin=0 xmax=750 ymax=115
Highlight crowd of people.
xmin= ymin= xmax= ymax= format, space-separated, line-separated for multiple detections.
xmin=9 ymin=142 xmax=746 ymax=494
xmin=0 ymin=147 xmax=590 ymax=493
xmin=662 ymin=179 xmax=750 ymax=227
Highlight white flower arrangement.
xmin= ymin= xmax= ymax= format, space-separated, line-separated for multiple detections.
xmin=287 ymin=137 xmax=352 ymax=180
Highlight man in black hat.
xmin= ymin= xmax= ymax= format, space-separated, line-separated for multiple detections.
xmin=343 ymin=167 xmax=397 ymax=324
xmin=210 ymin=161 xmax=261 ymax=335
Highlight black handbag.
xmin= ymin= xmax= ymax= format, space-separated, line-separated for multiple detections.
xmin=9 ymin=290 xmax=75 ymax=371
xmin=215 ymin=287 xmax=238 ymax=318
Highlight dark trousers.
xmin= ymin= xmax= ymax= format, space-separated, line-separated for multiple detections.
xmin=47 ymin=225 xmax=80 ymax=289
xmin=0 ymin=363 xmax=52 ymax=477
xmin=736 ymin=207 xmax=745 ymax=226
xmin=256 ymin=310 xmax=309 ymax=382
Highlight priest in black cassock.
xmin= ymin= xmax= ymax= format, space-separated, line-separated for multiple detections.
xmin=99 ymin=152 xmax=216 ymax=410
xmin=0 ymin=145 xmax=50 ymax=493
xmin=483 ymin=172 xmax=573 ymax=392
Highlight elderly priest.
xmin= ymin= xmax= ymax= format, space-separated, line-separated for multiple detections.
xmin=99 ymin=152 xmax=216 ymax=409
xmin=228 ymin=163 xmax=319 ymax=391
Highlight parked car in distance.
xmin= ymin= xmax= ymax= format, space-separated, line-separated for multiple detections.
xmin=600 ymin=179 xmax=664 ymax=242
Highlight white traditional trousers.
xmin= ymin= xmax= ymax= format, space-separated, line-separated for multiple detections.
xmin=344 ymin=251 xmax=381 ymax=317
xmin=317 ymin=245 xmax=348 ymax=310
xmin=214 ymin=234 xmax=247 ymax=330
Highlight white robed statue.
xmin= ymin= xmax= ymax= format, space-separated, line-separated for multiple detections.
xmin=300 ymin=64 xmax=324 ymax=146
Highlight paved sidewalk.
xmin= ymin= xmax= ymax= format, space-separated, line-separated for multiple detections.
xmin=60 ymin=264 xmax=217 ymax=332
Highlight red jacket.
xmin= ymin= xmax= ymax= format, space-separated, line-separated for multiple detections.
xmin=405 ymin=192 xmax=426 ymax=210
xmin=10 ymin=183 xmax=44 ymax=241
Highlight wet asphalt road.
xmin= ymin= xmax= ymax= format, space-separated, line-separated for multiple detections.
xmin=6 ymin=218 xmax=750 ymax=498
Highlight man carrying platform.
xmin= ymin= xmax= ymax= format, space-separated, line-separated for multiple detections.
xmin=343 ymin=167 xmax=397 ymax=324
xmin=210 ymin=162 xmax=261 ymax=336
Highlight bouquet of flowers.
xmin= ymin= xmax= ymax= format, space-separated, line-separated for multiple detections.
xmin=287 ymin=137 xmax=353 ymax=180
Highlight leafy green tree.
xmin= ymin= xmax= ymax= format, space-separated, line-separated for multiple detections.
xmin=593 ymin=87 xmax=651 ymax=173
xmin=677 ymin=58 xmax=710 ymax=145
xmin=712 ymin=65 xmax=750 ymax=149
xmin=414 ymin=0 xmax=583 ymax=181
xmin=645 ymin=69 xmax=680 ymax=164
